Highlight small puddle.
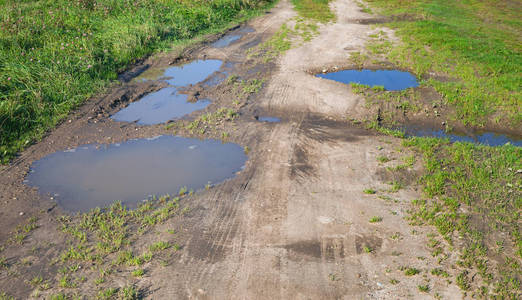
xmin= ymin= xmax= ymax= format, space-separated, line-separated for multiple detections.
xmin=112 ymin=87 xmax=210 ymax=124
xmin=257 ymin=116 xmax=281 ymax=123
xmin=316 ymin=69 xmax=419 ymax=91
xmin=402 ymin=126 xmax=522 ymax=147
xmin=25 ymin=136 xmax=247 ymax=212
xmin=212 ymin=35 xmax=241 ymax=48
xmin=114 ymin=60 xmax=223 ymax=124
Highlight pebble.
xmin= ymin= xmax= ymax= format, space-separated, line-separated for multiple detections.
xmin=19 ymin=212 xmax=24 ymax=216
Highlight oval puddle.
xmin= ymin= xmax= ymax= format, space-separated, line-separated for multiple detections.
xmin=25 ymin=136 xmax=247 ymax=212
xmin=113 ymin=59 xmax=223 ymax=124
xmin=316 ymin=69 xmax=419 ymax=91
xmin=212 ymin=35 xmax=241 ymax=48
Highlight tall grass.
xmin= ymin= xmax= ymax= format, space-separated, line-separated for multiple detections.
xmin=0 ymin=0 xmax=273 ymax=163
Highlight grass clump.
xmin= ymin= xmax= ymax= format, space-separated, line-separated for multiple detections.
xmin=403 ymin=267 xmax=420 ymax=276
xmin=291 ymin=0 xmax=335 ymax=23
xmin=365 ymin=0 xmax=522 ymax=127
xmin=369 ymin=216 xmax=382 ymax=223
xmin=0 ymin=0 xmax=275 ymax=163
xmin=363 ymin=188 xmax=376 ymax=194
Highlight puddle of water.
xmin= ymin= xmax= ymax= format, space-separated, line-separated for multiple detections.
xmin=257 ymin=116 xmax=281 ymax=123
xmin=163 ymin=59 xmax=223 ymax=86
xmin=26 ymin=136 xmax=247 ymax=212
xmin=402 ymin=126 xmax=522 ymax=147
xmin=316 ymin=69 xmax=419 ymax=91
xmin=239 ymin=26 xmax=255 ymax=33
xmin=114 ymin=60 xmax=223 ymax=124
xmin=111 ymin=87 xmax=210 ymax=124
xmin=135 ymin=59 xmax=223 ymax=84
xmin=212 ymin=35 xmax=241 ymax=48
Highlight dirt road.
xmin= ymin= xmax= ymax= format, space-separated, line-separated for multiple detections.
xmin=0 ymin=0 xmax=463 ymax=298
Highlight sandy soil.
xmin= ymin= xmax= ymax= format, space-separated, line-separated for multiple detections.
xmin=0 ymin=0 xmax=465 ymax=298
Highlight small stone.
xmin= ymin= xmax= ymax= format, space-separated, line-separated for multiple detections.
xmin=516 ymin=169 xmax=522 ymax=173
xmin=322 ymin=69 xmax=327 ymax=73
xmin=19 ymin=212 xmax=24 ymax=216
xmin=442 ymin=121 xmax=446 ymax=125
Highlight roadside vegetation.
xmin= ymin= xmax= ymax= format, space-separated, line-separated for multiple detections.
xmin=353 ymin=1 xmax=522 ymax=297
xmin=0 ymin=0 xmax=275 ymax=163
xmin=364 ymin=0 xmax=521 ymax=128
xmin=404 ymin=138 xmax=521 ymax=298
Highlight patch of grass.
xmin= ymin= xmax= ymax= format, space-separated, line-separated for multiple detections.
xmin=291 ymin=0 xmax=335 ymax=23
xmin=0 ymin=0 xmax=276 ymax=163
xmin=97 ymin=288 xmax=117 ymax=300
xmin=365 ymin=0 xmax=522 ymax=127
xmin=131 ymin=269 xmax=144 ymax=277
xmin=431 ymin=268 xmax=449 ymax=278
xmin=149 ymin=241 xmax=171 ymax=252
xmin=363 ymin=188 xmax=376 ymax=194
xmin=369 ymin=216 xmax=382 ymax=223
xmin=390 ymin=278 xmax=399 ymax=285
xmin=363 ymin=245 xmax=373 ymax=253
xmin=403 ymin=267 xmax=420 ymax=276
xmin=418 ymin=284 xmax=430 ymax=293
xmin=404 ymin=137 xmax=521 ymax=295
xmin=118 ymin=285 xmax=139 ymax=300
xmin=377 ymin=156 xmax=390 ymax=163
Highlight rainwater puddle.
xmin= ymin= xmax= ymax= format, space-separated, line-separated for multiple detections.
xmin=114 ymin=60 xmax=223 ymax=124
xmin=25 ymin=136 xmax=247 ymax=212
xmin=316 ymin=69 xmax=419 ymax=91
xmin=257 ymin=116 xmax=281 ymax=123
xmin=111 ymin=87 xmax=210 ymax=124
xmin=212 ymin=35 xmax=241 ymax=48
xmin=402 ymin=126 xmax=522 ymax=147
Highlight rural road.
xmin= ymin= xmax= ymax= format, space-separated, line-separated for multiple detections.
xmin=0 ymin=0 xmax=464 ymax=299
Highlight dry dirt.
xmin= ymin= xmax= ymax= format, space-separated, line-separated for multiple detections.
xmin=0 ymin=0 xmax=465 ymax=298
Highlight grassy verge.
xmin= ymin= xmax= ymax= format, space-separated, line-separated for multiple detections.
xmin=403 ymin=137 xmax=521 ymax=297
xmin=0 ymin=0 xmax=275 ymax=163
xmin=364 ymin=0 xmax=521 ymax=128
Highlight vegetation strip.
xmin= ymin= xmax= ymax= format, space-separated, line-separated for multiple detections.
xmin=0 ymin=0 xmax=276 ymax=163
xmin=364 ymin=0 xmax=521 ymax=128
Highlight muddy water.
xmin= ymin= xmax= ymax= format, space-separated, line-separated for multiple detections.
xmin=403 ymin=126 xmax=522 ymax=147
xmin=316 ymin=69 xmax=419 ymax=91
xmin=25 ymin=136 xmax=247 ymax=212
xmin=111 ymin=87 xmax=210 ymax=124
xmin=113 ymin=60 xmax=223 ymax=124
xmin=257 ymin=116 xmax=281 ymax=123
xmin=212 ymin=35 xmax=241 ymax=48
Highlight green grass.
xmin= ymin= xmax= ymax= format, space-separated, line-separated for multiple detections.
xmin=369 ymin=216 xmax=382 ymax=223
xmin=0 ymin=0 xmax=275 ymax=163
xmin=405 ymin=137 xmax=521 ymax=296
xmin=365 ymin=0 xmax=522 ymax=127
xmin=291 ymin=0 xmax=335 ymax=23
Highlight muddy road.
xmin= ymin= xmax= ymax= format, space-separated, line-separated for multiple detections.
xmin=0 ymin=0 xmax=465 ymax=298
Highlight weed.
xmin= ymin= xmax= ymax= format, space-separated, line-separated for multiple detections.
xmin=418 ymin=284 xmax=430 ymax=293
xmin=390 ymin=279 xmax=399 ymax=285
xmin=363 ymin=246 xmax=373 ymax=253
xmin=369 ymin=216 xmax=383 ymax=223
xmin=149 ymin=241 xmax=171 ymax=252
xmin=377 ymin=156 xmax=390 ymax=163
xmin=97 ymin=288 xmax=117 ymax=300
xmin=363 ymin=188 xmax=376 ymax=194
xmin=118 ymin=285 xmax=139 ymax=300
xmin=131 ymin=269 xmax=144 ymax=277
xmin=291 ymin=0 xmax=335 ymax=23
xmin=431 ymin=268 xmax=449 ymax=278
xmin=404 ymin=267 xmax=420 ymax=276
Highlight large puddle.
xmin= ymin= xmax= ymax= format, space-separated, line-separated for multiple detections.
xmin=113 ymin=60 xmax=223 ymax=124
xmin=316 ymin=69 xmax=419 ymax=91
xmin=401 ymin=126 xmax=522 ymax=147
xmin=25 ymin=136 xmax=247 ymax=212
